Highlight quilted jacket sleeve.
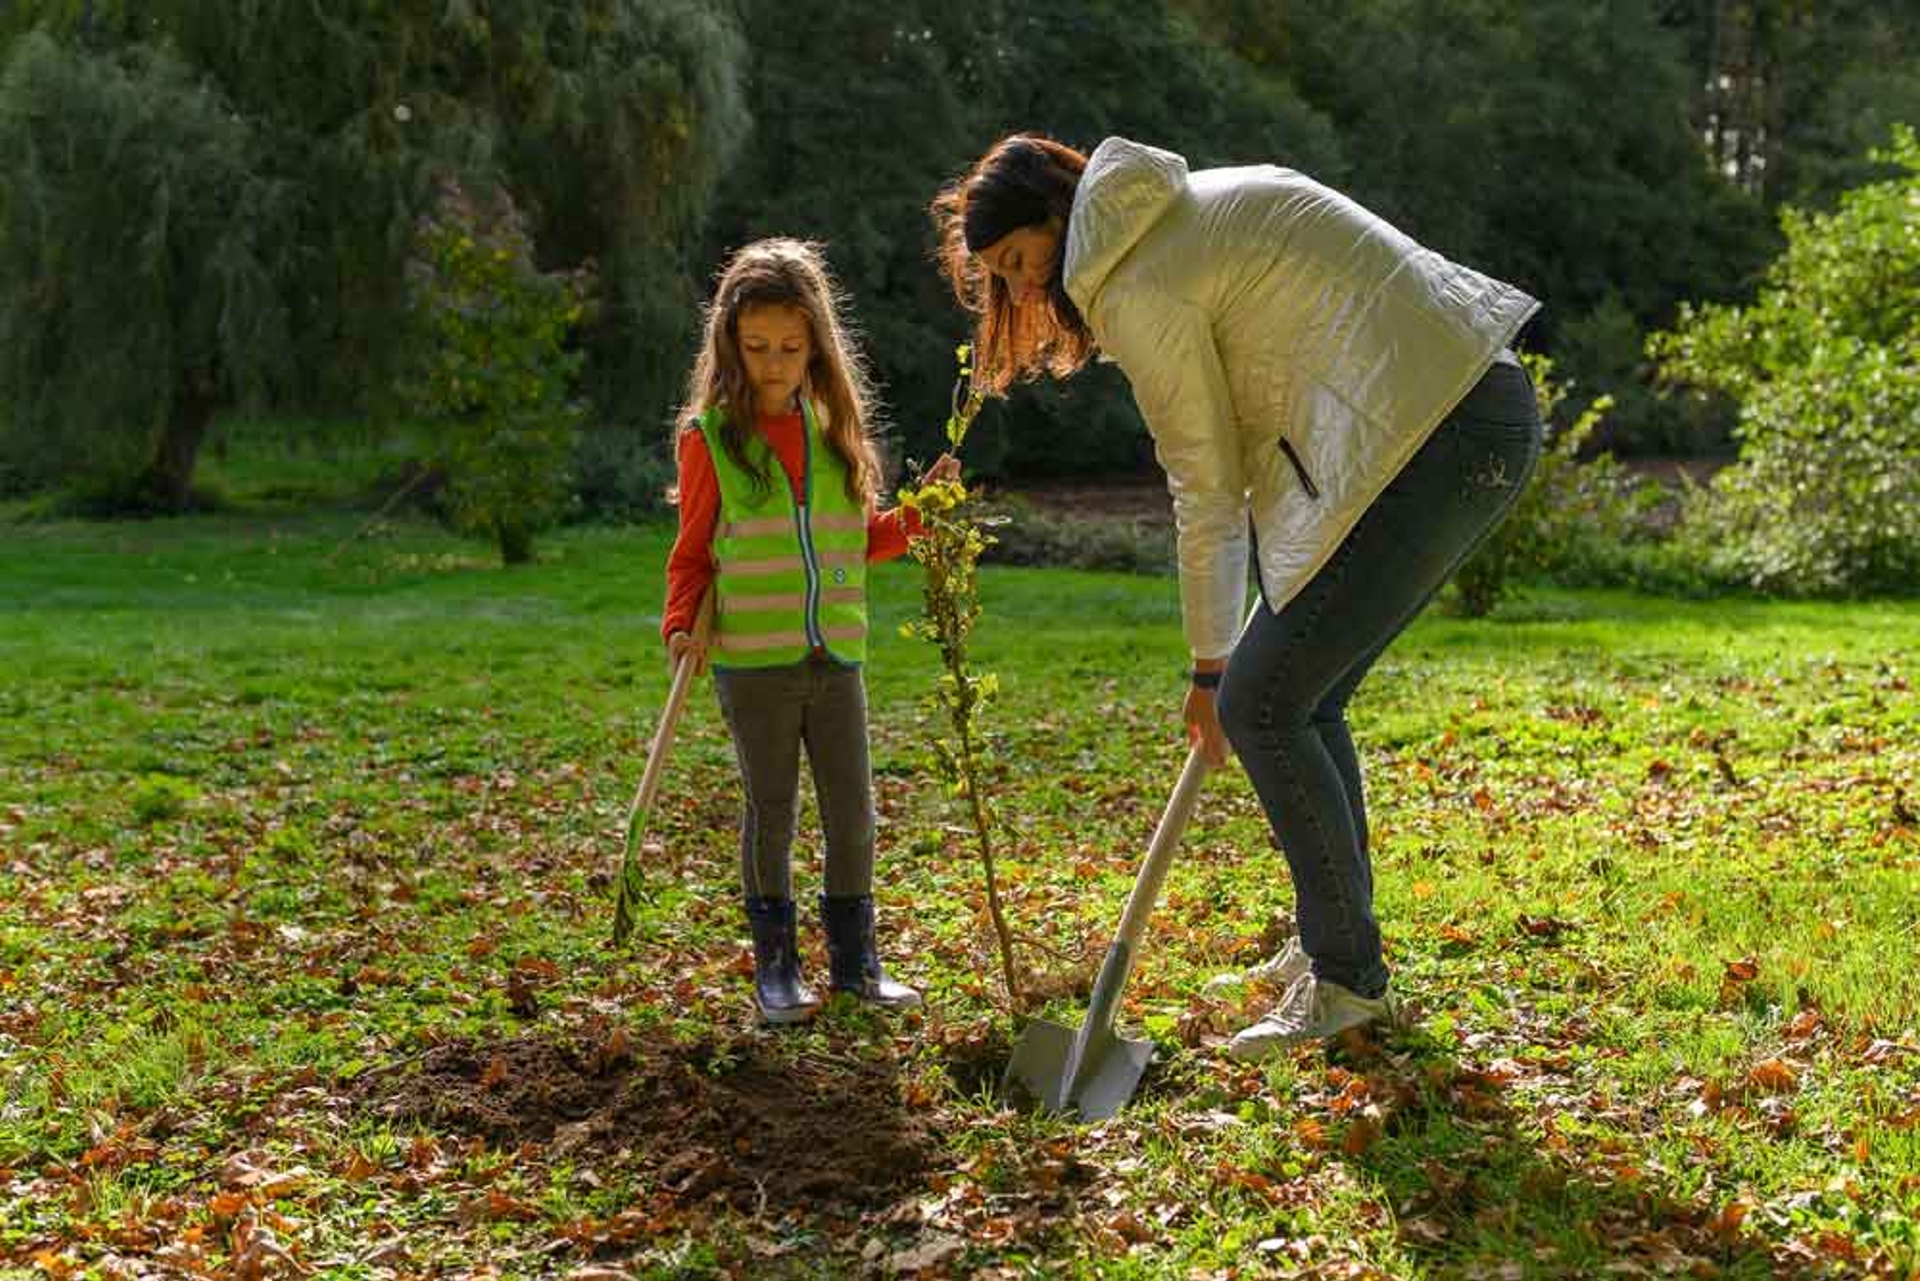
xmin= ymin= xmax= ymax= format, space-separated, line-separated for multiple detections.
xmin=1099 ymin=293 xmax=1248 ymax=659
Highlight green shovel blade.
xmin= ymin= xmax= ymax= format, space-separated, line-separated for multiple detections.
xmin=610 ymin=803 xmax=651 ymax=946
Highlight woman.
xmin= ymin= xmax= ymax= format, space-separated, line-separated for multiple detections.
xmin=930 ymin=134 xmax=1542 ymax=1057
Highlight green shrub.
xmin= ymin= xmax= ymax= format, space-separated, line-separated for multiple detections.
xmin=570 ymin=424 xmax=676 ymax=523
xmin=1451 ymin=354 xmax=1650 ymax=617
xmin=399 ymin=182 xmax=594 ymax=564
xmin=130 ymin=775 xmax=197 ymax=825
xmin=1651 ymin=126 xmax=1920 ymax=595
xmin=1558 ymin=293 xmax=1734 ymax=457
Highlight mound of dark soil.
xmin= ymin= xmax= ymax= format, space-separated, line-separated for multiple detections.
xmin=360 ymin=1030 xmax=944 ymax=1217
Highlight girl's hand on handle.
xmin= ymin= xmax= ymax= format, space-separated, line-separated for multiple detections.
xmin=925 ymin=453 xmax=962 ymax=484
xmin=667 ymin=630 xmax=707 ymax=677
xmin=1183 ymin=684 xmax=1232 ymax=768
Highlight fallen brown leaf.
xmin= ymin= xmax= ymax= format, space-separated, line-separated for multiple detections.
xmin=1748 ymin=1057 xmax=1799 ymax=1094
xmin=1706 ymin=1194 xmax=1754 ymax=1241
xmin=219 ymin=1152 xmax=311 ymax=1200
xmin=1341 ymin=1106 xmax=1385 ymax=1156
xmin=1784 ymin=1008 xmax=1822 ymax=1041
xmin=1516 ymin=914 xmax=1572 ymax=940
xmin=886 ymin=1233 xmax=966 ymax=1273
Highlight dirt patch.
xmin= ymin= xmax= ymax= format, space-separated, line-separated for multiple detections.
xmin=931 ymin=1019 xmax=1017 ymax=1100
xmin=359 ymin=1029 xmax=945 ymax=1217
xmin=1620 ymin=456 xmax=1728 ymax=488
xmin=1000 ymin=479 xmax=1173 ymax=525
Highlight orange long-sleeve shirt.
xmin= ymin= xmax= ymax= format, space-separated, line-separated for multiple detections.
xmin=661 ymin=410 xmax=922 ymax=640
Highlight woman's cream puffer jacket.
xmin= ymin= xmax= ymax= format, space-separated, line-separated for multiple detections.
xmin=1063 ymin=137 xmax=1541 ymax=658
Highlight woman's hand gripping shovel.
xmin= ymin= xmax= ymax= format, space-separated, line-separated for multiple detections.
xmin=1003 ymin=744 xmax=1212 ymax=1120
xmin=611 ymin=586 xmax=716 ymax=946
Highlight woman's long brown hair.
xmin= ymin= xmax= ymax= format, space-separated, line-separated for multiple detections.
xmin=677 ymin=238 xmax=882 ymax=508
xmin=929 ymin=134 xmax=1094 ymax=396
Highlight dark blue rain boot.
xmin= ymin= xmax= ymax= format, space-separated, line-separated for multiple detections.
xmin=744 ymin=897 xmax=819 ymax=1025
xmin=820 ymin=894 xmax=921 ymax=1009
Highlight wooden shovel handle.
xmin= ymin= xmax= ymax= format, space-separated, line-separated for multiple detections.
xmin=632 ymin=585 xmax=716 ymax=818
xmin=1112 ymin=745 xmax=1210 ymax=953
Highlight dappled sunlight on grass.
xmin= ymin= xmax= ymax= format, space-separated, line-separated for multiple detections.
xmin=1 ymin=513 xmax=1915 ymax=1277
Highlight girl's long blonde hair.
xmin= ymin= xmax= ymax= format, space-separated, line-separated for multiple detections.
xmin=677 ymin=238 xmax=882 ymax=508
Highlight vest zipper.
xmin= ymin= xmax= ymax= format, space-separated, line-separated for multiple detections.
xmin=1278 ymin=436 xmax=1320 ymax=499
xmin=796 ymin=404 xmax=825 ymax=650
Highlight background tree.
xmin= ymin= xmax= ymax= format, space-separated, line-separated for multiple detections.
xmin=1652 ymin=127 xmax=1920 ymax=594
xmin=705 ymin=0 xmax=1343 ymax=478
xmin=0 ymin=34 xmax=296 ymax=509
xmin=3 ymin=0 xmax=1908 ymax=517
xmin=0 ymin=2 xmax=746 ymax=513
xmin=399 ymin=182 xmax=594 ymax=566
xmin=1662 ymin=0 xmax=1920 ymax=206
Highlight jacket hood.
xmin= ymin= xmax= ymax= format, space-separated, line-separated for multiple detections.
xmin=1063 ymin=137 xmax=1190 ymax=316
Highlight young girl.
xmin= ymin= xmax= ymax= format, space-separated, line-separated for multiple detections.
xmin=663 ymin=237 xmax=958 ymax=1024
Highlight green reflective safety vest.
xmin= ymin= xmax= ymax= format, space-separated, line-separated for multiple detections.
xmin=698 ymin=402 xmax=868 ymax=668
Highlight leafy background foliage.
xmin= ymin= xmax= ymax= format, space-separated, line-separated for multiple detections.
xmin=0 ymin=32 xmax=294 ymax=509
xmin=4 ymin=1 xmax=1918 ymax=594
xmin=398 ymin=182 xmax=594 ymax=565
xmin=1653 ymin=126 xmax=1920 ymax=594
xmin=4 ymin=0 xmax=1916 ymax=525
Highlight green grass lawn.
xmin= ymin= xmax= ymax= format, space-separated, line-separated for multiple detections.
xmin=1 ymin=511 xmax=1916 ymax=1279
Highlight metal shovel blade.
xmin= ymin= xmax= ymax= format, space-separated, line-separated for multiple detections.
xmin=1001 ymin=748 xmax=1212 ymax=1121
xmin=1002 ymin=940 xmax=1154 ymax=1121
xmin=1003 ymin=1019 xmax=1154 ymax=1121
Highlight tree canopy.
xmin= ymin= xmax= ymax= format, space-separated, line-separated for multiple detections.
xmin=0 ymin=33 xmax=295 ymax=508
xmin=0 ymin=1 xmax=746 ymax=507
xmin=1653 ymin=126 xmax=1920 ymax=594
xmin=0 ymin=1 xmax=1910 ymax=523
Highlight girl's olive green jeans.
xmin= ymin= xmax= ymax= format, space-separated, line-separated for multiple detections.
xmin=713 ymin=653 xmax=876 ymax=902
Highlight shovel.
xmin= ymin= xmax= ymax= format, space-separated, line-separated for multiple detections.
xmin=611 ymin=586 xmax=716 ymax=946
xmin=1004 ymin=744 xmax=1211 ymax=1120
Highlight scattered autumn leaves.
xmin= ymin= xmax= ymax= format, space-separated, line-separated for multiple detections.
xmin=2 ymin=523 xmax=1916 ymax=1279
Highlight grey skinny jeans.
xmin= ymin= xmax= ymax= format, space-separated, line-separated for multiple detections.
xmin=713 ymin=653 xmax=876 ymax=902
xmin=1215 ymin=353 xmax=1542 ymax=998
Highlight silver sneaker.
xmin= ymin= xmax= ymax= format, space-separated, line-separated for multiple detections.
xmin=1225 ymin=976 xmax=1397 ymax=1061
xmin=1202 ymin=937 xmax=1310 ymax=998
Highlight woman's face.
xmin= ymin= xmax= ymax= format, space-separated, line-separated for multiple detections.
xmin=736 ymin=302 xmax=813 ymax=417
xmin=976 ymin=218 xmax=1063 ymax=307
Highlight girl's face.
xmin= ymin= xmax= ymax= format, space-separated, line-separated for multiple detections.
xmin=737 ymin=302 xmax=813 ymax=416
xmin=976 ymin=217 xmax=1063 ymax=307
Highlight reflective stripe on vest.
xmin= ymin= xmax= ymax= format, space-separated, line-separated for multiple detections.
xmin=720 ymin=512 xmax=866 ymax=540
xmin=725 ymin=588 xmax=866 ymax=613
xmin=697 ymin=402 xmax=869 ymax=668
xmin=726 ymin=549 xmax=864 ymax=578
xmin=716 ymin=624 xmax=868 ymax=654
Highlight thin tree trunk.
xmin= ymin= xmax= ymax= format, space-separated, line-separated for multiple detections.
xmin=1751 ymin=0 xmax=1777 ymax=202
xmin=139 ymin=379 xmax=217 ymax=513
xmin=1705 ymin=0 xmax=1725 ymax=168
xmin=496 ymin=518 xmax=535 ymax=565
xmin=955 ymin=690 xmax=1020 ymax=1007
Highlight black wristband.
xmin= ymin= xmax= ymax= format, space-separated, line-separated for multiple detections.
xmin=1189 ymin=668 xmax=1223 ymax=690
